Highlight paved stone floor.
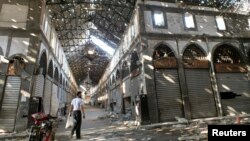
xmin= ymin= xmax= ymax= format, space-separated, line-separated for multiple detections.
xmin=5 ymin=105 xmax=192 ymax=141
xmin=55 ymin=105 xmax=182 ymax=141
xmin=7 ymin=105 xmax=250 ymax=141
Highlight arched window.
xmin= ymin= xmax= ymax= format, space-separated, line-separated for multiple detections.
xmin=48 ymin=60 xmax=53 ymax=78
xmin=54 ymin=67 xmax=59 ymax=83
xmin=153 ymin=44 xmax=175 ymax=60
xmin=153 ymin=44 xmax=176 ymax=69
xmin=183 ymin=44 xmax=208 ymax=68
xmin=7 ymin=56 xmax=25 ymax=75
xmin=213 ymin=44 xmax=246 ymax=72
xmin=122 ymin=61 xmax=129 ymax=79
xmin=130 ymin=51 xmax=140 ymax=72
xmin=39 ymin=51 xmax=47 ymax=75
xmin=116 ymin=69 xmax=120 ymax=80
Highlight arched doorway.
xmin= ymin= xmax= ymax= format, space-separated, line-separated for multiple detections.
xmin=153 ymin=44 xmax=184 ymax=122
xmin=130 ymin=51 xmax=141 ymax=120
xmin=213 ymin=44 xmax=250 ymax=116
xmin=112 ymin=69 xmax=122 ymax=114
xmin=183 ymin=44 xmax=217 ymax=119
xmin=28 ymin=51 xmax=47 ymax=127
xmin=43 ymin=60 xmax=54 ymax=114
xmin=33 ymin=51 xmax=47 ymax=97
xmin=51 ymin=67 xmax=59 ymax=117
xmin=0 ymin=55 xmax=23 ymax=132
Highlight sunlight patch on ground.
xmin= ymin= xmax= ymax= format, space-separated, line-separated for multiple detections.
xmin=116 ymin=126 xmax=127 ymax=130
xmin=89 ymin=137 xmax=106 ymax=140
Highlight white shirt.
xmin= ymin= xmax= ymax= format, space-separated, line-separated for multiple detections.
xmin=71 ymin=97 xmax=84 ymax=111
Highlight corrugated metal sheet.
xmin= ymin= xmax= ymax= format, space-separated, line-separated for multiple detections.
xmin=0 ymin=74 xmax=6 ymax=107
xmin=0 ymin=76 xmax=21 ymax=132
xmin=51 ymin=83 xmax=59 ymax=117
xmin=155 ymin=69 xmax=184 ymax=122
xmin=43 ymin=78 xmax=52 ymax=114
xmin=217 ymin=73 xmax=250 ymax=116
xmin=185 ymin=69 xmax=217 ymax=119
xmin=33 ymin=74 xmax=44 ymax=97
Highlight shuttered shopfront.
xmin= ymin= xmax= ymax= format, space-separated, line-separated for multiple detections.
xmin=215 ymin=64 xmax=250 ymax=115
xmin=217 ymin=73 xmax=250 ymax=115
xmin=43 ymin=77 xmax=52 ymax=114
xmin=33 ymin=74 xmax=45 ymax=97
xmin=51 ymin=83 xmax=59 ymax=116
xmin=0 ymin=76 xmax=21 ymax=132
xmin=154 ymin=69 xmax=184 ymax=122
xmin=184 ymin=60 xmax=217 ymax=119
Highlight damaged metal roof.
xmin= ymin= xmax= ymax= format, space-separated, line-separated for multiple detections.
xmin=46 ymin=0 xmax=137 ymax=85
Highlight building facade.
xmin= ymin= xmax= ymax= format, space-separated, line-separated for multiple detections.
xmin=95 ymin=1 xmax=250 ymax=124
xmin=0 ymin=0 xmax=77 ymax=132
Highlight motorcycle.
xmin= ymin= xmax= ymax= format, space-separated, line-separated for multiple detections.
xmin=28 ymin=112 xmax=57 ymax=141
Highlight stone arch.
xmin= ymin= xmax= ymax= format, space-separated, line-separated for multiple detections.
xmin=153 ymin=44 xmax=176 ymax=59
xmin=130 ymin=50 xmax=140 ymax=78
xmin=38 ymin=51 xmax=47 ymax=76
xmin=54 ymin=67 xmax=59 ymax=83
xmin=182 ymin=43 xmax=208 ymax=68
xmin=116 ymin=69 xmax=120 ymax=80
xmin=48 ymin=60 xmax=53 ymax=78
xmin=112 ymin=75 xmax=115 ymax=85
xmin=121 ymin=61 xmax=129 ymax=79
xmin=213 ymin=44 xmax=246 ymax=72
xmin=212 ymin=44 xmax=249 ymax=116
xmin=153 ymin=44 xmax=177 ymax=69
xmin=7 ymin=55 xmax=26 ymax=75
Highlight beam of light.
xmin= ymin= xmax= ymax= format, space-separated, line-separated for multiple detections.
xmin=90 ymin=36 xmax=115 ymax=55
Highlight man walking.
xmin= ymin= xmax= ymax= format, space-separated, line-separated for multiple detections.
xmin=69 ymin=91 xmax=85 ymax=139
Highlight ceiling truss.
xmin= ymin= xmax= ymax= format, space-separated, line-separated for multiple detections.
xmin=46 ymin=0 xmax=137 ymax=85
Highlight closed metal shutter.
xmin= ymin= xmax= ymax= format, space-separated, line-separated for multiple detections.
xmin=185 ymin=69 xmax=217 ymax=119
xmin=33 ymin=74 xmax=45 ymax=97
xmin=43 ymin=78 xmax=52 ymax=114
xmin=0 ymin=62 xmax=8 ymax=108
xmin=51 ymin=84 xmax=59 ymax=117
xmin=0 ymin=73 xmax=6 ymax=106
xmin=0 ymin=76 xmax=21 ymax=132
xmin=155 ymin=69 xmax=184 ymax=122
xmin=217 ymin=73 xmax=250 ymax=116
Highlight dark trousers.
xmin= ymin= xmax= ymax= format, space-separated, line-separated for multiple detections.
xmin=71 ymin=110 xmax=82 ymax=138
